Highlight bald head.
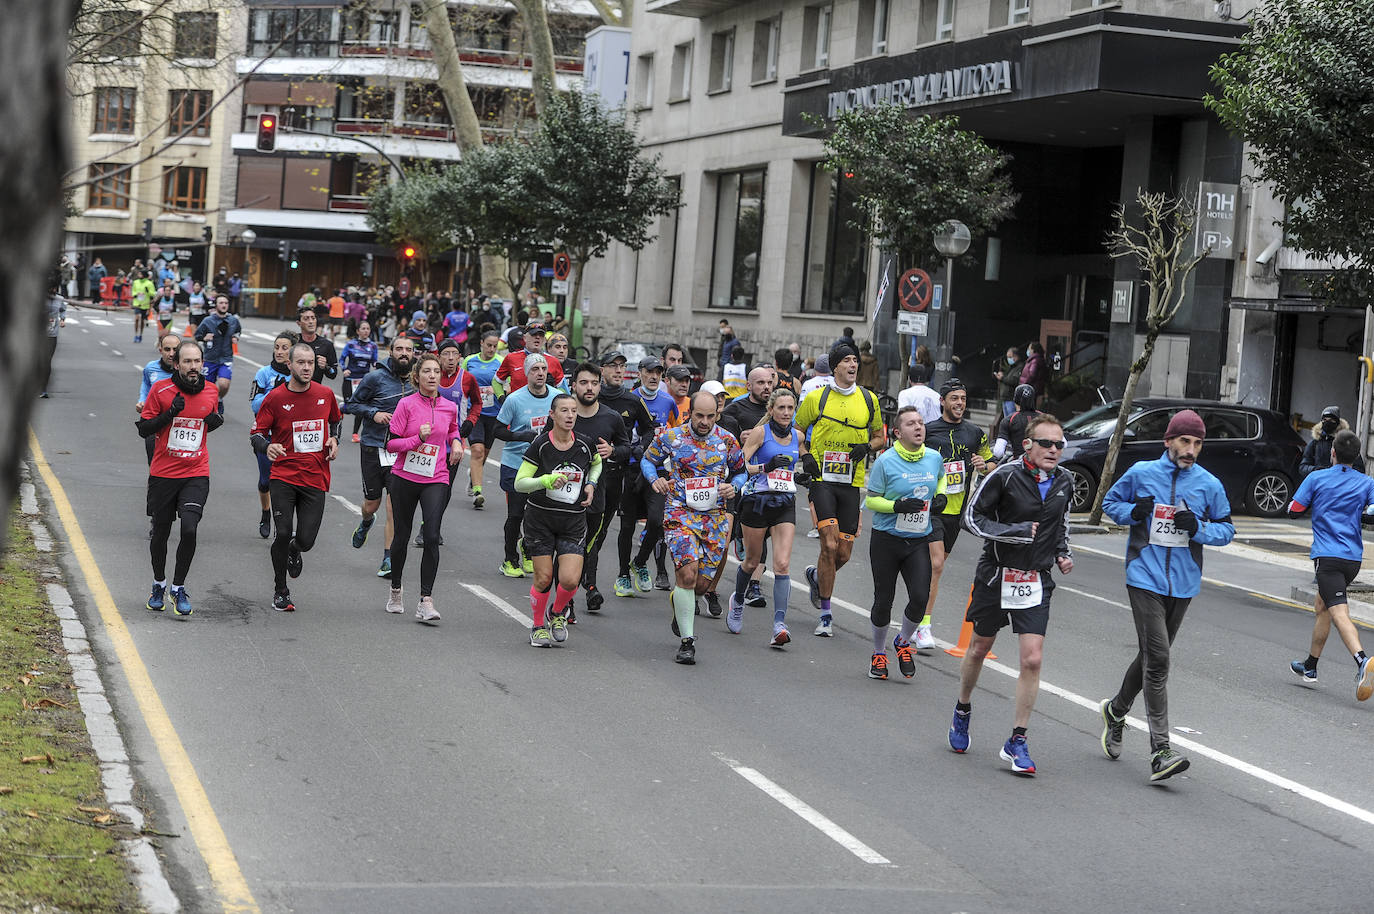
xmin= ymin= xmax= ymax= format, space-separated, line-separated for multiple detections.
xmin=747 ymin=365 xmax=775 ymax=404
xmin=689 ymin=390 xmax=720 ymax=438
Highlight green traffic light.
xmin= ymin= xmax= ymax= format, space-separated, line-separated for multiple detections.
xmin=289 ymin=259 xmax=298 ymax=269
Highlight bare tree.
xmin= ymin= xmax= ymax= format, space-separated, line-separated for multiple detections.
xmin=586 ymin=0 xmax=630 ymax=25
xmin=1087 ymin=188 xmax=1210 ymax=525
xmin=509 ymin=0 xmax=556 ymax=115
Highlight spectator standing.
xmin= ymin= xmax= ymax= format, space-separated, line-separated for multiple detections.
xmin=228 ymin=273 xmax=243 ymax=311
xmin=87 ymin=257 xmax=108 ymax=301
xmin=1019 ymin=342 xmax=1049 ymax=405
xmin=993 ymin=346 xmax=1022 ymax=417
xmin=897 ymin=363 xmax=941 ymax=423
xmin=857 ymin=340 xmax=881 ymax=392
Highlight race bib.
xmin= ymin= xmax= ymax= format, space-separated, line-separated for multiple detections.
xmin=1149 ymin=504 xmax=1190 ymax=547
xmin=166 ymin=417 xmax=203 ymax=457
xmin=403 ymin=442 xmax=440 ymax=478
xmin=684 ymin=476 xmax=719 ymax=512
xmin=530 ymin=414 xmax=548 ymax=435
xmin=480 ymin=386 xmax=495 ymax=409
xmin=944 ymin=460 xmax=966 ymax=494
xmin=377 ymin=445 xmax=397 ymax=468
xmin=766 ymin=469 xmax=796 ymax=493
xmin=548 ymin=468 xmax=584 ymax=505
xmin=821 ymin=451 xmax=853 ymax=483
xmin=292 ymin=419 xmax=324 ymax=454
xmin=1000 ymin=569 xmax=1042 ymax=610
xmin=895 ymin=505 xmax=930 ymax=534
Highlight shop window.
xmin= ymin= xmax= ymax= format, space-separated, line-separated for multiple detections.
xmin=635 ymin=53 xmax=655 ymax=108
xmin=87 ymin=163 xmax=130 ymax=211
xmin=857 ymin=0 xmax=889 ymax=57
xmin=989 ymin=0 xmax=1030 ymax=26
xmin=920 ymin=0 xmax=955 ymax=42
xmin=708 ymin=29 xmax=735 ymax=94
xmin=710 ymin=169 xmax=766 ymax=311
xmin=801 ymin=164 xmax=868 ymax=315
xmin=162 ymin=166 xmax=208 ymax=213
xmin=751 ymin=16 xmax=780 ymax=84
xmin=669 ymin=41 xmax=693 ymax=102
xmin=801 ymin=4 xmax=832 ymax=71
xmin=92 ymin=87 xmax=136 ymax=134
xmin=168 ymin=90 xmax=212 ymax=137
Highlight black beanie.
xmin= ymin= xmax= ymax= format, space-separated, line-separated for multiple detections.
xmin=829 ymin=341 xmax=859 ymax=369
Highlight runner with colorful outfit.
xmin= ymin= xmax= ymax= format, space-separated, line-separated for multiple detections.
xmin=249 ymin=332 xmax=295 ymax=538
xmin=130 ymin=272 xmax=156 ymax=342
xmin=462 ymin=331 xmax=502 ymax=508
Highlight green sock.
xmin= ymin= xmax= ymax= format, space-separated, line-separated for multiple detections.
xmin=672 ymin=586 xmax=696 ymax=640
xmin=920 ymin=613 xmax=932 ymax=626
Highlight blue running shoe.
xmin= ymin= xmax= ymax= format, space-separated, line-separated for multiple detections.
xmin=146 ymin=583 xmax=166 ymax=612
xmin=948 ymin=708 xmax=970 ymax=753
xmin=377 ymin=555 xmax=392 ymax=578
xmin=745 ymin=580 xmax=766 ymax=608
xmin=1000 ymin=735 xmax=1036 ymax=775
xmin=352 ymin=515 xmax=374 ymax=549
xmin=632 ymin=563 xmax=652 ymax=593
xmin=1358 ymin=655 xmax=1373 ymax=701
xmin=171 ymin=587 xmax=192 ymax=617
xmin=805 ymin=565 xmax=821 ymax=611
xmin=1290 ymin=659 xmax=1317 ymax=684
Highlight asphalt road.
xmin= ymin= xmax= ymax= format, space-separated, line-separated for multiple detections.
xmin=28 ymin=308 xmax=1374 ymax=914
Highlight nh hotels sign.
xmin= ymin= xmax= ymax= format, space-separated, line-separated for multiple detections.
xmin=827 ymin=60 xmax=1015 ymax=119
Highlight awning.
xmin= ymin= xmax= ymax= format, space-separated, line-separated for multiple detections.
xmin=1227 ymin=297 xmax=1365 ymax=316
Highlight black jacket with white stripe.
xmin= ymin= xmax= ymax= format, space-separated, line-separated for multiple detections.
xmin=962 ymin=458 xmax=1074 ymax=583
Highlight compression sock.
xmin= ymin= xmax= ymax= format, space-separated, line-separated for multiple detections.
xmin=872 ymin=625 xmax=887 ymax=653
xmin=773 ymin=575 xmax=790 ymax=625
xmin=551 ymin=585 xmax=577 ymax=617
xmin=672 ymin=587 xmax=696 ymax=640
xmin=1305 ymin=654 xmax=1319 ymax=672
xmin=734 ymin=566 xmax=751 ymax=602
xmin=1012 ymin=726 xmax=1027 ymax=740
xmin=260 ymin=508 xmax=270 ymax=524
xmin=820 ymin=597 xmax=832 ymax=619
xmin=529 ymin=586 xmax=552 ymax=628
xmin=920 ymin=613 xmax=932 ymax=627
xmin=154 ymin=579 xmax=167 ymax=590
xmin=383 ymin=548 xmax=391 ymax=559
xmin=956 ymin=701 xmax=972 ymax=713
xmin=899 ymin=617 xmax=919 ymax=644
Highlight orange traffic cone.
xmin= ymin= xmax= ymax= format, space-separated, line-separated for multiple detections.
xmin=182 ymin=322 xmax=194 ymax=338
xmin=944 ymin=585 xmax=995 ymax=659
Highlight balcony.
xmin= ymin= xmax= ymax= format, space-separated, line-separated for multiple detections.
xmin=251 ymin=40 xmax=584 ymax=74
xmin=327 ymin=194 xmax=370 ymax=213
xmin=644 ymin=0 xmax=737 ymax=16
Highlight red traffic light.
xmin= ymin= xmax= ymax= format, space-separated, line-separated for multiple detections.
xmin=843 ymin=170 xmax=855 ymax=179
xmin=403 ymin=246 xmax=416 ymax=259
xmin=256 ymin=113 xmax=277 ymax=152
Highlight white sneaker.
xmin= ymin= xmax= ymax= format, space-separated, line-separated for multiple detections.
xmin=416 ymin=596 xmax=440 ymax=622
xmin=806 ymin=527 xmax=820 ymax=539
xmin=814 ymin=616 xmax=833 ymax=637
xmin=385 ymin=588 xmax=404 ymax=614
xmin=914 ymin=623 xmax=935 ymax=652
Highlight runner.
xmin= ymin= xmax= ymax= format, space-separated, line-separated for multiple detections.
xmin=665 ymin=365 xmax=692 ymax=427
xmin=250 ymin=342 xmax=343 ymax=613
xmin=1097 ymin=408 xmax=1234 ymax=781
xmin=344 ymin=336 xmax=416 ymax=578
xmin=441 ymin=301 xmax=470 ymax=352
xmin=462 ymin=331 xmax=503 ymax=508
xmin=249 ymin=332 xmax=296 ymax=538
xmin=296 ymin=306 xmax=339 ymax=384
xmin=327 ymin=288 xmax=347 ymax=339
xmin=136 ymin=341 xmax=223 ymax=617
xmin=864 ymin=407 xmax=946 ymax=679
xmin=948 ymin=415 xmax=1075 ymax=776
xmin=402 ymin=313 xmax=436 ymax=352
xmin=339 ymin=320 xmax=379 ymax=442
xmin=494 ymin=353 xmax=556 ymax=577
xmin=547 ymin=333 xmax=577 ymax=381
xmin=137 ymin=333 xmax=181 ymax=465
xmin=130 ymin=270 xmax=155 ymax=342
xmin=722 ymin=342 xmax=748 ymax=400
xmin=196 ymin=294 xmax=241 ymax=414
xmin=625 ymin=356 xmax=680 ymax=591
xmin=434 ymin=339 xmax=482 ymax=527
xmin=153 ymin=282 xmax=178 ymax=336
xmin=1286 ymin=430 xmax=1374 ymax=700
xmin=922 ymin=378 xmax=996 ymax=652
xmin=719 ymin=366 xmax=776 ymax=612
xmin=186 ymin=282 xmax=208 ymax=327
xmin=732 ymin=388 xmax=802 ymax=645
xmin=795 ymin=342 xmax=885 ymax=637
xmin=516 ymin=393 xmax=602 ymax=646
xmin=593 ymin=351 xmax=655 ymax=599
xmin=495 ymin=322 xmax=565 ymax=392
xmin=992 ymin=384 xmax=1041 ymax=461
xmin=570 ymin=361 xmax=631 ymax=615
xmin=642 ymin=390 xmax=747 ymax=664
xmin=383 ymin=352 xmax=463 ymax=622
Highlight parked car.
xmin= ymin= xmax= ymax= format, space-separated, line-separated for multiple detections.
xmin=599 ymin=340 xmax=706 ymax=388
xmin=1057 ymin=398 xmax=1305 ymax=517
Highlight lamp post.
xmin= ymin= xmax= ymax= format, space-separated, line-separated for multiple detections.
xmin=239 ymin=229 xmax=257 ymax=315
xmin=932 ymin=219 xmax=971 ymax=385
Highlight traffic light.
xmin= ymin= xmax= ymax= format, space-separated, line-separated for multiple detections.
xmin=141 ymin=218 xmax=153 ymax=243
xmin=361 ymin=252 xmax=374 ymax=278
xmin=202 ymin=225 xmax=213 ymax=245
xmin=256 ymin=113 xmax=277 ymax=152
xmin=277 ymin=240 xmax=288 ymax=262
xmin=288 ymin=246 xmax=299 ymax=270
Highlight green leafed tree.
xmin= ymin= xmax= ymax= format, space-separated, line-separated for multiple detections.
xmin=1206 ymin=0 xmax=1374 ymax=302
xmin=811 ymin=104 xmax=1017 ymax=271
xmin=365 ymin=166 xmax=454 ymax=291
xmin=442 ymin=142 xmax=548 ymax=300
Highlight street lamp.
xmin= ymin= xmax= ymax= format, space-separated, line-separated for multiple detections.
xmin=932 ymin=220 xmax=971 ymax=384
xmin=238 ymin=229 xmax=257 ymax=315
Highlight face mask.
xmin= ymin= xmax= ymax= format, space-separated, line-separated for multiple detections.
xmin=1007 ymin=356 xmax=1016 ymax=366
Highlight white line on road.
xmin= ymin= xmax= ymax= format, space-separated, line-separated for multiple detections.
xmin=88 ymin=318 xmax=113 ymax=326
xmin=330 ymin=494 xmax=362 ymax=516
xmin=714 ymin=753 xmax=892 ymax=865
xmin=99 ymin=340 xmax=108 ymax=347
xmin=111 ymin=349 xmax=122 ymax=357
xmin=459 ymin=583 xmax=532 ymax=628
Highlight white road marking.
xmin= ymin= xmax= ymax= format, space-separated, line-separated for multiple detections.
xmin=330 ymin=494 xmax=362 ymax=516
xmin=250 ymin=332 xmax=279 ymax=343
xmin=88 ymin=318 xmax=113 ymax=326
xmin=111 ymin=350 xmax=123 ymax=357
xmin=99 ymin=340 xmax=108 ymax=347
xmin=65 ymin=316 xmax=79 ymax=324
xmin=459 ymin=583 xmax=532 ymax=627
xmin=81 ymin=328 xmax=89 ymax=333
xmin=714 ymin=753 xmax=892 ymax=865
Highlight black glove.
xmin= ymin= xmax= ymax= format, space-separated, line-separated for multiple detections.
xmin=169 ymin=393 xmax=185 ymax=416
xmin=1130 ymin=495 xmax=1155 ymax=523
xmin=800 ymin=453 xmax=821 ymax=479
xmin=892 ymin=497 xmax=927 ymax=515
xmin=849 ymin=442 xmax=870 ymax=462
xmin=930 ymin=493 xmax=947 ymax=514
xmin=517 ymin=429 xmax=538 ymax=443
xmin=460 ymin=419 xmax=474 ymax=440
xmin=1172 ymin=508 xmax=1198 ymax=536
xmin=1360 ymin=511 xmax=1374 ymax=527
xmin=764 ymin=454 xmax=793 ymax=472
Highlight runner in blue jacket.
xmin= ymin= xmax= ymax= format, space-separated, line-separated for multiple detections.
xmin=1097 ymin=409 xmax=1235 ymax=783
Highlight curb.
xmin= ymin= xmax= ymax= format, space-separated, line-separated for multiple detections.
xmin=19 ymin=468 xmax=181 ymax=914
xmin=1289 ymin=583 xmax=1374 ymax=630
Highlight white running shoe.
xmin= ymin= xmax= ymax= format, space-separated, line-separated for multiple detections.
xmin=814 ymin=616 xmax=833 ymax=637
xmin=416 ymin=596 xmax=440 ymax=622
xmin=386 ymin=588 xmax=404 ymax=614
xmin=914 ymin=623 xmax=935 ymax=651
xmin=806 ymin=527 xmax=820 ymax=539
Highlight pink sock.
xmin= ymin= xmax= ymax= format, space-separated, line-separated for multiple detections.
xmin=551 ymin=585 xmax=577 ymax=616
xmin=530 ymin=586 xmax=551 ymax=627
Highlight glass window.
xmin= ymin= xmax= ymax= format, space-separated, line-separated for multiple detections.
xmin=174 ymin=12 xmax=217 ymax=58
xmin=248 ymin=8 xmax=338 ymax=58
xmin=1198 ymin=409 xmax=1259 ymax=440
xmin=751 ymin=17 xmax=780 ymax=84
xmin=342 ymin=8 xmax=400 ymax=48
xmin=801 ymin=164 xmax=868 ymax=315
xmin=708 ymin=29 xmax=734 ymax=93
xmin=404 ymin=83 xmax=451 ymax=126
xmin=87 ymin=163 xmax=130 ymax=210
xmin=801 ymin=4 xmax=832 ymax=70
xmin=635 ymin=53 xmax=654 ymax=108
xmin=710 ymin=169 xmax=766 ymax=310
xmin=1127 ymin=410 xmax=1172 ymax=441
xmin=92 ymin=87 xmax=136 ymax=134
xmin=989 ymin=0 xmax=1030 ymax=26
xmin=162 ymin=166 xmax=208 ymax=213
xmin=920 ymin=0 xmax=955 ymax=40
xmin=168 ymin=90 xmax=212 ymax=137
xmin=99 ymin=9 xmax=142 ymax=58
xmin=669 ymin=41 xmax=692 ymax=101
xmin=857 ymin=0 xmax=889 ymax=56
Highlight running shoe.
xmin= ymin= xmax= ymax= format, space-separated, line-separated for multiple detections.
xmin=550 ymin=612 xmax=568 ymax=643
xmin=416 ymin=596 xmax=440 ymax=623
xmin=614 ymin=575 xmax=633 ymax=597
xmin=1290 ymin=660 xmax=1318 ymax=684
xmin=286 ymin=540 xmax=303 ymax=579
xmin=745 ymin=580 xmax=766 ymax=608
xmin=675 ymin=637 xmax=696 ymax=665
xmin=473 ymin=490 xmax=485 ymax=510
xmin=467 ymin=483 xmax=476 ymax=497
xmin=654 ymin=569 xmax=671 ymax=591
xmin=703 ymin=591 xmax=723 ymax=618
xmin=948 ymin=708 xmax=970 ymax=753
xmin=813 ymin=616 xmax=833 ymax=637
xmin=893 ymin=637 xmax=915 ymax=678
xmin=1100 ymin=699 xmax=1124 ymax=760
xmin=806 ymin=527 xmax=820 ymax=538
xmin=631 ymin=563 xmax=652 ymax=593
xmin=414 ymin=529 xmax=425 ymax=548
xmin=566 ymin=602 xmax=577 ymax=625
xmin=914 ymin=623 xmax=935 ymax=652
xmin=146 ymin=582 xmax=166 ymax=612
xmin=726 ymin=593 xmax=744 ymax=634
xmin=272 ymin=590 xmax=295 ymax=613
xmin=500 ymin=560 xmax=525 ymax=578
xmin=521 ymin=554 xmax=534 ymax=575
xmin=1001 ymin=735 xmax=1036 ymax=775
xmin=805 ymin=565 xmax=821 ymax=610
xmin=258 ymin=515 xmax=271 ymax=540
xmin=386 ymin=588 xmax=404 ymax=614
xmin=869 ymin=652 xmax=888 ymax=680
xmin=530 ymin=626 xmax=553 ymax=648
xmin=352 ymin=515 xmax=374 ymax=549
xmin=1357 ymin=655 xmax=1373 ymax=701
xmin=1149 ymin=746 xmax=1189 ymax=782
xmin=377 ymin=555 xmax=392 ymax=578
xmin=770 ymin=623 xmax=790 ymax=648
xmin=585 ymin=586 xmax=605 ymax=613
xmin=351 ymin=433 xmax=360 ymax=443
xmin=171 ymin=587 xmax=192 ymax=618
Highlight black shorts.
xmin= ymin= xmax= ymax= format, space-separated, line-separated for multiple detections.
xmin=146 ymin=475 xmax=209 ymax=525
xmin=739 ymin=494 xmax=796 ymax=529
xmin=938 ymin=513 xmax=961 ymax=554
xmin=470 ymin=414 xmax=498 ymax=448
xmin=522 ymin=509 xmax=587 ymax=557
xmin=360 ymin=445 xmax=392 ymax=502
xmin=808 ymin=482 xmax=861 ymax=537
xmin=1314 ymin=557 xmax=1362 ymax=607
xmin=965 ymin=570 xmax=1054 ymax=637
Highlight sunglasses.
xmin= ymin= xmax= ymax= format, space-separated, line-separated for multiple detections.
xmin=1031 ymin=438 xmax=1068 ymax=450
